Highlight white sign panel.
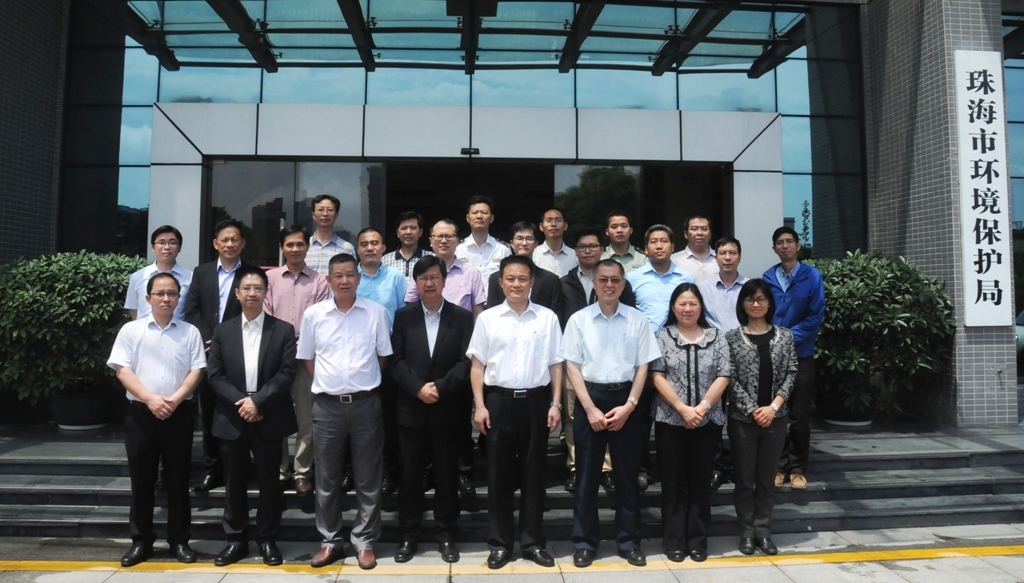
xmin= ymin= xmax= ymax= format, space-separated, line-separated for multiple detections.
xmin=955 ymin=50 xmax=1014 ymax=327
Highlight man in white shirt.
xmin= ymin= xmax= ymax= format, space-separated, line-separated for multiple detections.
xmin=468 ymin=255 xmax=563 ymax=570
xmin=455 ymin=195 xmax=511 ymax=280
xmin=108 ymin=272 xmax=206 ymax=568
xmin=307 ymin=194 xmax=356 ymax=275
xmin=124 ymin=225 xmax=192 ymax=321
xmin=533 ymin=208 xmax=577 ymax=277
xmin=671 ymin=215 xmax=719 ymax=282
xmin=298 ymin=253 xmax=393 ymax=571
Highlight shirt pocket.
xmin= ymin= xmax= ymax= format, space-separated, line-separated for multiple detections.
xmin=619 ymin=334 xmax=638 ymax=365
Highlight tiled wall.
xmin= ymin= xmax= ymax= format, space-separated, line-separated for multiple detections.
xmin=863 ymin=0 xmax=1017 ymax=426
xmin=0 ymin=1 xmax=69 ymax=264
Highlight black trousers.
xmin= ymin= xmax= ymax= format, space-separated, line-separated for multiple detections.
xmin=657 ymin=421 xmax=722 ymax=552
xmin=779 ymin=357 xmax=815 ymax=475
xmin=484 ymin=387 xmax=549 ymax=552
xmin=219 ymin=423 xmax=284 ymax=543
xmin=571 ymin=387 xmax=644 ymax=552
xmin=731 ymin=414 xmax=788 ymax=538
xmin=397 ymin=418 xmax=460 ymax=541
xmin=125 ymin=400 xmax=193 ymax=546
xmin=380 ymin=369 xmax=401 ymax=480
xmin=197 ymin=379 xmax=221 ymax=477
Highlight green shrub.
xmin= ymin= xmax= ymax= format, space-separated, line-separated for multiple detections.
xmin=808 ymin=251 xmax=956 ymax=420
xmin=0 ymin=251 xmax=148 ymax=404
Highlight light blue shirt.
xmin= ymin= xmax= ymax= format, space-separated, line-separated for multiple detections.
xmin=626 ymin=261 xmax=695 ymax=331
xmin=559 ymin=302 xmax=661 ymax=384
xmin=423 ymin=302 xmax=443 ymax=357
xmin=216 ymin=259 xmax=241 ymax=323
xmin=698 ymin=275 xmax=748 ymax=331
xmin=775 ymin=262 xmax=801 ymax=293
xmin=357 ymin=264 xmax=407 ymax=330
xmin=124 ymin=262 xmax=193 ymax=321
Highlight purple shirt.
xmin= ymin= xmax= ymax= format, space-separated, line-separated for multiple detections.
xmin=264 ymin=265 xmax=331 ymax=337
xmin=404 ymin=257 xmax=486 ymax=311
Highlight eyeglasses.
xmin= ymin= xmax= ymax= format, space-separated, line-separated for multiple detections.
xmin=577 ymin=244 xmax=602 ymax=251
xmin=431 ymin=234 xmax=457 ymax=241
xmin=774 ymin=238 xmax=797 ymax=246
xmin=416 ymin=275 xmax=443 ymax=283
xmin=512 ymin=236 xmax=536 ymax=243
xmin=687 ymin=226 xmax=710 ymax=233
xmin=240 ymin=285 xmax=266 ymax=294
xmin=743 ymin=296 xmax=769 ymax=306
xmin=153 ymin=239 xmax=180 ymax=248
xmin=542 ymin=217 xmax=565 ymax=224
xmin=150 ymin=291 xmax=179 ymax=299
xmin=717 ymin=250 xmax=739 ymax=257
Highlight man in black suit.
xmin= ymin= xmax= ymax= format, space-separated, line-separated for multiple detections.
xmin=184 ymin=218 xmax=254 ymax=493
xmin=486 ymin=221 xmax=562 ymax=314
xmin=390 ymin=255 xmax=474 ymax=564
xmin=207 ymin=266 xmax=297 ymax=567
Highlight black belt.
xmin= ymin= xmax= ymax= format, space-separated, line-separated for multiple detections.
xmin=585 ymin=381 xmax=632 ymax=391
xmin=316 ymin=388 xmax=378 ymax=403
xmin=485 ymin=385 xmax=548 ymax=398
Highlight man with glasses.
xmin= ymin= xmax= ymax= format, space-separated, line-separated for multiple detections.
xmin=307 ymin=194 xmax=356 ymax=276
xmin=125 ymin=225 xmax=192 ymax=321
xmin=671 ymin=215 xmax=719 ymax=283
xmin=763 ymin=227 xmax=824 ymax=490
xmin=533 ymin=208 xmax=577 ymax=277
xmin=486 ymin=221 xmax=563 ymax=313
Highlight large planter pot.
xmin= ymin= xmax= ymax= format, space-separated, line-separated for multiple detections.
xmin=815 ymin=387 xmax=872 ymax=427
xmin=49 ymin=389 xmax=122 ymax=430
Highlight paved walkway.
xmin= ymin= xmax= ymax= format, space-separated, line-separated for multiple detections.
xmin=2 ymin=524 xmax=1024 ymax=582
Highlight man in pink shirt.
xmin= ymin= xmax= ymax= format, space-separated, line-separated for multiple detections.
xmin=405 ymin=219 xmax=486 ymax=319
xmin=265 ymin=225 xmax=330 ymax=495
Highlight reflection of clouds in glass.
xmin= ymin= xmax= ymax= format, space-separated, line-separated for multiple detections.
xmin=782 ymin=173 xmax=812 ymax=244
xmin=159 ymin=67 xmax=262 ymax=103
xmin=1009 ymin=123 xmax=1024 ymax=177
xmin=262 ymin=67 xmax=366 ymax=104
xmin=297 ymin=162 xmax=370 ymax=233
xmin=1007 ymin=68 xmax=1024 ymax=123
xmin=472 ymin=69 xmax=572 ymax=108
xmin=782 ymin=116 xmax=811 ymax=173
xmin=679 ymin=71 xmax=775 ymax=112
xmin=576 ymin=69 xmax=676 ymax=110
xmin=366 ymin=68 xmax=469 ymax=106
xmin=118 ymin=167 xmax=151 ymax=209
xmin=119 ymin=124 xmax=153 ymax=165
xmin=1012 ymin=179 xmax=1024 ymax=225
xmin=777 ymin=59 xmax=809 ymax=115
xmin=123 ymin=47 xmax=159 ymax=105
xmin=212 ymin=162 xmax=295 ymax=227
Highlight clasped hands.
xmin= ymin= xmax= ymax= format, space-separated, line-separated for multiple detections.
xmin=235 ymin=396 xmax=262 ymax=423
xmin=586 ymin=402 xmax=632 ymax=432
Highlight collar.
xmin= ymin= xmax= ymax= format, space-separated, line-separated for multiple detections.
xmin=393 ymin=248 xmax=426 ymax=261
xmin=495 ymin=300 xmax=538 ymax=318
xmin=715 ymin=274 xmax=747 ymax=289
xmin=422 ymin=300 xmax=444 ymax=318
xmin=217 ymin=258 xmax=241 ymax=273
xmin=637 ymin=260 xmax=682 ymax=277
xmin=358 ymin=263 xmax=385 ymax=279
xmin=466 ymin=234 xmax=497 ymax=250
xmin=145 ymin=314 xmax=177 ymax=331
xmin=666 ymin=324 xmax=717 ymax=348
xmin=590 ymin=301 xmax=627 ymax=321
xmin=312 ymin=233 xmax=342 ymax=248
xmin=331 ymin=296 xmax=367 ymax=315
xmin=776 ymin=262 xmax=802 ymax=279
xmin=151 ymin=262 xmax=187 ymax=276
xmin=539 ymin=241 xmax=569 ymax=255
xmin=243 ymin=311 xmax=266 ymax=329
xmin=608 ymin=244 xmax=639 ymax=258
xmin=683 ymin=245 xmax=715 ymax=261
xmin=446 ymin=257 xmax=464 ymax=272
xmin=282 ymin=264 xmax=315 ymax=279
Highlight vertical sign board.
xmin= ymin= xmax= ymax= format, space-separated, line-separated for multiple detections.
xmin=955 ymin=50 xmax=1014 ymax=327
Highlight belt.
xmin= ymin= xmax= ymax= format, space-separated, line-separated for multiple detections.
xmin=485 ymin=385 xmax=548 ymax=398
xmin=585 ymin=381 xmax=632 ymax=391
xmin=316 ymin=388 xmax=378 ymax=403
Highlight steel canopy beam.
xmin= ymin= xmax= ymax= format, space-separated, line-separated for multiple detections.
xmin=651 ymin=0 xmax=739 ymax=76
xmin=206 ymin=0 xmax=278 ymax=72
xmin=86 ymin=0 xmax=179 ymax=70
xmin=558 ymin=0 xmax=607 ymax=73
xmin=748 ymin=16 xmax=805 ymax=79
xmin=336 ymin=0 xmax=377 ymax=72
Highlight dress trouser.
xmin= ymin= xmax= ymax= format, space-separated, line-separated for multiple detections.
xmin=484 ymin=387 xmax=549 ymax=553
xmin=281 ymin=366 xmax=314 ymax=480
xmin=380 ymin=369 xmax=401 ymax=480
xmin=563 ymin=375 xmax=612 ymax=473
xmin=730 ymin=414 xmax=788 ymax=538
xmin=221 ymin=422 xmax=284 ymax=543
xmin=312 ymin=392 xmax=383 ymax=551
xmin=124 ymin=401 xmax=193 ymax=546
xmin=397 ymin=415 xmax=460 ymax=541
xmin=657 ymin=421 xmax=722 ymax=552
xmin=571 ymin=387 xmax=644 ymax=552
xmin=778 ymin=357 xmax=815 ymax=476
xmin=197 ymin=379 xmax=221 ymax=478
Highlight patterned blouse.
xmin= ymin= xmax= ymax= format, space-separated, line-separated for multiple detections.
xmin=724 ymin=326 xmax=798 ymax=423
xmin=650 ymin=326 xmax=730 ymax=427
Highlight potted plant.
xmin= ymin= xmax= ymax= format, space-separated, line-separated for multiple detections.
xmin=0 ymin=251 xmax=148 ymax=429
xmin=809 ymin=251 xmax=955 ymax=424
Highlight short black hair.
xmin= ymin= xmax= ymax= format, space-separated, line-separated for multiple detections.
xmin=214 ymin=219 xmax=244 ymax=238
xmin=664 ymin=283 xmax=709 ymax=329
xmin=772 ymin=226 xmax=799 ymax=245
xmin=595 ymin=258 xmax=625 ymax=278
xmin=413 ymin=255 xmax=447 ymax=281
xmin=432 ymin=219 xmax=459 ymax=233
xmin=394 ymin=211 xmax=425 ymax=230
xmin=509 ymin=221 xmax=540 ymax=241
xmin=357 ymin=227 xmax=383 ymax=240
xmin=736 ymin=278 xmax=776 ymax=325
xmin=499 ymin=254 xmax=535 ymax=279
xmin=684 ymin=214 xmax=710 ymax=232
xmin=605 ymin=209 xmax=632 ymax=228
xmin=150 ymin=225 xmax=183 ymax=247
xmin=312 ymin=194 xmax=341 ymax=213
xmin=327 ymin=252 xmax=358 ymax=273
xmin=466 ymin=195 xmax=494 ymax=213
xmin=542 ymin=207 xmax=567 ymax=222
xmin=644 ymin=224 xmax=674 ymax=245
xmin=279 ymin=224 xmax=309 ymax=247
xmin=574 ymin=228 xmax=605 ymax=247
xmin=714 ymin=236 xmax=741 ymax=254
xmin=146 ymin=272 xmax=181 ymax=295
xmin=235 ymin=265 xmax=269 ymax=288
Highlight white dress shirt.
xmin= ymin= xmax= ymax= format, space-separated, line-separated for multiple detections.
xmin=107 ymin=316 xmax=207 ymax=401
xmin=533 ymin=242 xmax=578 ymax=277
xmin=466 ymin=301 xmax=563 ymax=389
xmin=456 ymin=234 xmax=511 ymax=280
xmin=423 ymin=302 xmax=443 ymax=357
xmin=559 ymin=302 xmax=661 ymax=384
xmin=124 ymin=262 xmax=193 ymax=321
xmin=242 ymin=312 xmax=264 ymax=394
xmin=216 ymin=258 xmax=241 ymax=323
xmin=297 ymin=297 xmax=393 ymax=394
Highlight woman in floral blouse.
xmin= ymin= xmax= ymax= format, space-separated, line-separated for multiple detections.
xmin=725 ymin=278 xmax=797 ymax=557
xmin=650 ymin=283 xmax=730 ymax=563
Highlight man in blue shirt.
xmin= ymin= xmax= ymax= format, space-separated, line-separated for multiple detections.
xmin=762 ymin=227 xmax=825 ymax=490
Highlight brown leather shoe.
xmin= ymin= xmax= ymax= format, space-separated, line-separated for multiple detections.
xmin=294 ymin=476 xmax=313 ymax=495
xmin=310 ymin=546 xmax=343 ymax=568
xmin=356 ymin=549 xmax=377 ymax=570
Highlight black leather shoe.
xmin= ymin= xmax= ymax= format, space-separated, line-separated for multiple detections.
xmin=381 ymin=474 xmax=396 ymax=495
xmin=756 ymin=537 xmax=778 ymax=555
xmin=738 ymin=537 xmax=756 ymax=555
xmin=600 ymin=471 xmax=616 ymax=492
xmin=523 ymin=548 xmax=555 ymax=567
xmin=710 ymin=470 xmax=724 ymax=490
xmin=120 ymin=543 xmax=152 ymax=567
xmin=394 ymin=540 xmax=417 ymax=563
xmin=618 ymin=547 xmax=646 ymax=567
xmin=260 ymin=541 xmax=283 ymax=566
xmin=214 ymin=542 xmax=249 ymax=567
xmin=573 ymin=548 xmax=596 ymax=568
xmin=486 ymin=549 xmax=511 ymax=569
xmin=340 ymin=471 xmax=354 ymax=493
xmin=564 ymin=472 xmax=576 ymax=492
xmin=154 ymin=471 xmax=166 ymax=493
xmin=665 ymin=549 xmax=687 ymax=562
xmin=458 ymin=474 xmax=475 ymax=497
xmin=689 ymin=549 xmax=707 ymax=562
xmin=439 ymin=541 xmax=459 ymax=563
xmin=171 ymin=542 xmax=196 ymax=564
xmin=190 ymin=473 xmax=223 ymax=493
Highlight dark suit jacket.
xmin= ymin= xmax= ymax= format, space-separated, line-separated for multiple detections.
xmin=559 ymin=266 xmax=637 ymax=329
xmin=184 ymin=260 xmax=255 ymax=342
xmin=207 ymin=313 xmax=298 ymax=441
xmin=486 ymin=265 xmax=563 ymax=315
xmin=390 ymin=300 xmax=473 ymax=429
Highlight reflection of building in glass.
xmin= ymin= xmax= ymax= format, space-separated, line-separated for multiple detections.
xmin=252 ymin=198 xmax=286 ymax=267
xmin=116 ymin=205 xmax=149 ymax=258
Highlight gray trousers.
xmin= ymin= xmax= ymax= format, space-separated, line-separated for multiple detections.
xmin=312 ymin=392 xmax=383 ymax=550
xmin=281 ymin=366 xmax=314 ymax=479
xmin=728 ymin=414 xmax=788 ymax=538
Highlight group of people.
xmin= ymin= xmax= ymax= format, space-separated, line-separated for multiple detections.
xmin=109 ymin=193 xmax=825 ymax=570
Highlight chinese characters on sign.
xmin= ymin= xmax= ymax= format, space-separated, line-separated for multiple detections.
xmin=955 ymin=51 xmax=1013 ymax=327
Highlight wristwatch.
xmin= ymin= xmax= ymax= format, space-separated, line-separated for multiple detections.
xmin=627 ymin=396 xmax=640 ymax=407
xmin=550 ymin=401 xmax=563 ymax=410
xmin=770 ymin=402 xmax=780 ymax=412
